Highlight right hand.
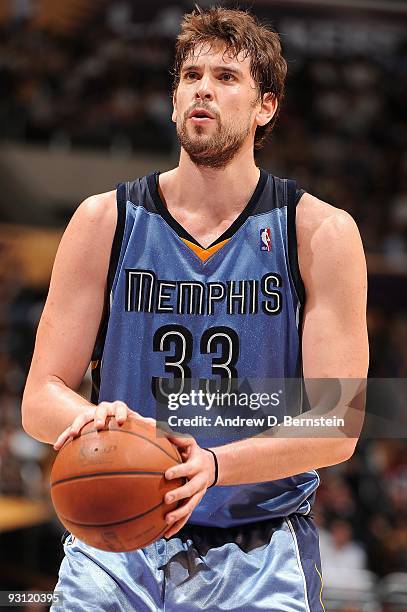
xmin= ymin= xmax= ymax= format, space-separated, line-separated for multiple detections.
xmin=53 ymin=402 xmax=156 ymax=451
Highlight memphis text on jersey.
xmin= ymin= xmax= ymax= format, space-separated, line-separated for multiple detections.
xmin=125 ymin=269 xmax=283 ymax=316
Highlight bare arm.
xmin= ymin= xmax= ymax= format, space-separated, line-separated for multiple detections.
xmin=21 ymin=191 xmax=117 ymax=444
xmin=170 ymin=194 xmax=369 ymax=487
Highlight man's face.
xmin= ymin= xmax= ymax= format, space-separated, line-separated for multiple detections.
xmin=173 ymin=42 xmax=262 ymax=169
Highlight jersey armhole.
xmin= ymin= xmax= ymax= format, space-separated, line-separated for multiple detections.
xmin=287 ymin=180 xmax=306 ymax=306
xmin=287 ymin=181 xmax=311 ymax=411
xmin=90 ymin=183 xmax=127 ymax=404
xmin=108 ymin=182 xmax=127 ymax=295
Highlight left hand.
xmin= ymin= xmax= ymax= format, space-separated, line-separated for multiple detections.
xmin=163 ymin=433 xmax=216 ymax=538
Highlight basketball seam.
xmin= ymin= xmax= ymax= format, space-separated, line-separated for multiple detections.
xmin=58 ymin=500 xmax=167 ymax=527
xmin=98 ymin=524 xmax=169 ymax=552
xmin=51 ymin=470 xmax=170 ymax=487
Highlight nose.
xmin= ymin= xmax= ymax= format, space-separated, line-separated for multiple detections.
xmin=195 ymin=75 xmax=214 ymax=101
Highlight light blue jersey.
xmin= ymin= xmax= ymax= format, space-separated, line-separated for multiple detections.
xmin=91 ymin=169 xmax=319 ymax=527
xmin=54 ymin=170 xmax=325 ymax=612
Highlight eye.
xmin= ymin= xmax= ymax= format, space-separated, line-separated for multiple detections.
xmin=184 ymin=72 xmax=199 ymax=80
xmin=220 ymin=73 xmax=235 ymax=81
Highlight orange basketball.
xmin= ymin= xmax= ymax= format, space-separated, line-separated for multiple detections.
xmin=50 ymin=416 xmax=183 ymax=552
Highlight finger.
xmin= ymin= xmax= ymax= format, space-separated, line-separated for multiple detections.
xmin=166 ymin=432 xmax=195 ymax=448
xmin=165 ymin=476 xmax=201 ymax=504
xmin=165 ymin=490 xmax=203 ymax=524
xmin=165 ymin=458 xmax=199 ymax=481
xmin=164 ymin=491 xmax=204 ymax=534
xmin=113 ymin=401 xmax=128 ymax=425
xmin=53 ymin=427 xmax=73 ymax=450
xmin=53 ymin=414 xmax=89 ymax=449
xmin=54 ymin=409 xmax=96 ymax=450
xmin=68 ymin=412 xmax=94 ymax=437
xmin=94 ymin=403 xmax=109 ymax=428
xmin=163 ymin=515 xmax=190 ymax=539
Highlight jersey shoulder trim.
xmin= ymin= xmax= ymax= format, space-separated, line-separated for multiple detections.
xmin=287 ymin=180 xmax=305 ymax=306
xmin=90 ymin=182 xmax=128 ymax=403
xmin=108 ymin=182 xmax=127 ymax=295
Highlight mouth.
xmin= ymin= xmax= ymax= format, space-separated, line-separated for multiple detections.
xmin=189 ymin=117 xmax=214 ymax=125
xmin=188 ymin=108 xmax=215 ymax=122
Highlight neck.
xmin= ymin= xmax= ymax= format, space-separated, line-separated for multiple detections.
xmin=161 ymin=144 xmax=260 ymax=217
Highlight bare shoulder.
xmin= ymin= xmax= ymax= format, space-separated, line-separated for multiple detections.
xmin=51 ymin=189 xmax=118 ymax=287
xmin=73 ymin=189 xmax=117 ymax=232
xmin=59 ymin=190 xmax=118 ymax=256
xmin=297 ymin=192 xmax=361 ymax=244
xmin=296 ymin=192 xmax=365 ymax=271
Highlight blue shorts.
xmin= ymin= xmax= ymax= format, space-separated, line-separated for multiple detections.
xmin=51 ymin=514 xmax=324 ymax=611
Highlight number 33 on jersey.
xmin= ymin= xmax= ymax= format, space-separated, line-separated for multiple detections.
xmin=90 ymin=170 xmax=319 ymax=527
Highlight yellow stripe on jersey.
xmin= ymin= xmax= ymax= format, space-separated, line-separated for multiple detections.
xmin=314 ymin=563 xmax=326 ymax=612
xmin=181 ymin=238 xmax=230 ymax=262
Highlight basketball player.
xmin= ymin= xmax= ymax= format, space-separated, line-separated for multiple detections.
xmin=22 ymin=7 xmax=368 ymax=611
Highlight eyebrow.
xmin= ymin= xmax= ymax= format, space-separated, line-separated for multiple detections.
xmin=182 ymin=65 xmax=244 ymax=77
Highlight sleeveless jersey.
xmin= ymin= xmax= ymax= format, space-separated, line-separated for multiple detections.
xmin=91 ymin=169 xmax=319 ymax=527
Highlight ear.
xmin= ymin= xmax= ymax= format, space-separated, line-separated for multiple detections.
xmin=255 ymin=93 xmax=278 ymax=127
xmin=172 ymin=90 xmax=177 ymax=123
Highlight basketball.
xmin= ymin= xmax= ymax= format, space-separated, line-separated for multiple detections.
xmin=50 ymin=416 xmax=183 ymax=552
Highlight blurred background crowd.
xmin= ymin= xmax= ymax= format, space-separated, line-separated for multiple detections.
xmin=0 ymin=0 xmax=406 ymax=610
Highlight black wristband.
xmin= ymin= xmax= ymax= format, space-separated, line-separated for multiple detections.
xmin=203 ymin=448 xmax=218 ymax=488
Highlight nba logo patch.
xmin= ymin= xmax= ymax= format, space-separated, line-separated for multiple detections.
xmin=260 ymin=228 xmax=271 ymax=251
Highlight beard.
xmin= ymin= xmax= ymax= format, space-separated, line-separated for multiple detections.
xmin=177 ymin=111 xmax=251 ymax=169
